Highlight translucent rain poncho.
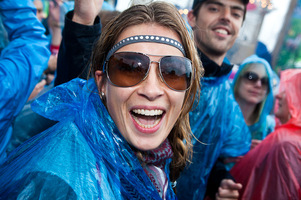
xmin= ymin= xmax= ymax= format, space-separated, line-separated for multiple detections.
xmin=230 ymin=69 xmax=301 ymax=200
xmin=0 ymin=79 xmax=176 ymax=200
xmin=232 ymin=55 xmax=275 ymax=140
xmin=0 ymin=0 xmax=50 ymax=163
xmin=177 ymin=72 xmax=251 ymax=200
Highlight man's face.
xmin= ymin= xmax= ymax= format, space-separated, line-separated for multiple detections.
xmin=188 ymin=0 xmax=245 ymax=62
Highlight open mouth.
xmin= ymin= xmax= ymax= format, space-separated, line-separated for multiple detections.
xmin=131 ymin=109 xmax=164 ymax=129
xmin=213 ymin=28 xmax=229 ymax=36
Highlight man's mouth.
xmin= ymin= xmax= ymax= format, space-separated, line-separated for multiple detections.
xmin=131 ymin=109 xmax=164 ymax=129
xmin=213 ymin=27 xmax=230 ymax=36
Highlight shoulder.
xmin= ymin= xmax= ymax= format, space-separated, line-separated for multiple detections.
xmin=6 ymin=171 xmax=77 ymax=200
xmin=1 ymin=121 xmax=99 ymax=198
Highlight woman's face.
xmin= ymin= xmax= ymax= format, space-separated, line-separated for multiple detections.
xmin=237 ymin=63 xmax=268 ymax=105
xmin=33 ymin=0 xmax=45 ymax=22
xmin=275 ymin=91 xmax=290 ymax=124
xmin=95 ymin=23 xmax=186 ymax=151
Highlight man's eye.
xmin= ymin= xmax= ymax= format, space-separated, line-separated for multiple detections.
xmin=208 ymin=7 xmax=218 ymax=12
xmin=233 ymin=13 xmax=242 ymax=18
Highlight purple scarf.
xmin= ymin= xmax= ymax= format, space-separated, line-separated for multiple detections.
xmin=135 ymin=139 xmax=173 ymax=199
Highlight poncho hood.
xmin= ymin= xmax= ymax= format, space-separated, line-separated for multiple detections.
xmin=276 ymin=69 xmax=301 ymax=128
xmin=232 ymin=55 xmax=274 ymax=139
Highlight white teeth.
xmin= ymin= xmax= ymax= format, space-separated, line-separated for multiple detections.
xmin=132 ymin=109 xmax=163 ymax=116
xmin=132 ymin=116 xmax=161 ymax=128
xmin=215 ymin=29 xmax=228 ymax=35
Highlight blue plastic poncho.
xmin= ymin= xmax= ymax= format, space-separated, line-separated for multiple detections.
xmin=232 ymin=55 xmax=275 ymax=140
xmin=0 ymin=16 xmax=8 ymax=52
xmin=0 ymin=0 xmax=50 ymax=163
xmin=0 ymin=78 xmax=177 ymax=200
xmin=177 ymin=73 xmax=251 ymax=200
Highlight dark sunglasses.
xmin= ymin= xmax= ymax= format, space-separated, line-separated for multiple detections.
xmin=104 ymin=52 xmax=193 ymax=91
xmin=242 ymin=71 xmax=268 ymax=86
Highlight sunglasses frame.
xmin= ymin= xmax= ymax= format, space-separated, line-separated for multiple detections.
xmin=104 ymin=51 xmax=194 ymax=92
xmin=242 ymin=71 xmax=269 ymax=87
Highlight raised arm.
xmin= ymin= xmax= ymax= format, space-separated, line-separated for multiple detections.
xmin=0 ymin=0 xmax=50 ymax=162
xmin=54 ymin=0 xmax=103 ymax=86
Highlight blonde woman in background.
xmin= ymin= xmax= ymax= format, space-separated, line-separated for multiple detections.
xmin=232 ymin=55 xmax=275 ymax=149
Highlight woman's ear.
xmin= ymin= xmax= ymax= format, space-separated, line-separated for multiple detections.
xmin=95 ymin=70 xmax=106 ymax=94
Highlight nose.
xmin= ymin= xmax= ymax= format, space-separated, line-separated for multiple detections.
xmin=220 ymin=7 xmax=231 ymax=23
xmin=254 ymin=79 xmax=263 ymax=88
xmin=137 ymin=61 xmax=164 ymax=101
xmin=275 ymin=92 xmax=282 ymax=100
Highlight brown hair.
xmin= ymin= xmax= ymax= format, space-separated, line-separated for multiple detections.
xmin=98 ymin=10 xmax=121 ymax=29
xmin=91 ymin=1 xmax=203 ymax=185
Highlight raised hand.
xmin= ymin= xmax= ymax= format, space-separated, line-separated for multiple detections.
xmin=73 ymin=0 xmax=104 ymax=25
xmin=48 ymin=0 xmax=63 ymax=28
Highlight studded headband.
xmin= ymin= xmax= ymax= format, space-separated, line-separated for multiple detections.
xmin=105 ymin=35 xmax=186 ymax=61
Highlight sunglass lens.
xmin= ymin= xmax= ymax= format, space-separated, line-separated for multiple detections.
xmin=107 ymin=52 xmax=149 ymax=87
xmin=244 ymin=72 xmax=268 ymax=87
xmin=246 ymin=72 xmax=259 ymax=82
xmin=261 ymin=77 xmax=269 ymax=86
xmin=160 ymin=56 xmax=192 ymax=91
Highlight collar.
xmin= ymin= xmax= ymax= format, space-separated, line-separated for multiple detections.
xmin=198 ymin=49 xmax=233 ymax=77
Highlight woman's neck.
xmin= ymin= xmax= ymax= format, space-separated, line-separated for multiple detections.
xmin=236 ymin=97 xmax=257 ymax=126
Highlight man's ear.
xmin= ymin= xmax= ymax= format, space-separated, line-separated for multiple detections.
xmin=95 ymin=70 xmax=105 ymax=94
xmin=187 ymin=10 xmax=197 ymax=28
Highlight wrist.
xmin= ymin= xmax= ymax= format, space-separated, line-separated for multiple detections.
xmin=72 ymin=13 xmax=95 ymax=26
xmin=50 ymin=44 xmax=60 ymax=55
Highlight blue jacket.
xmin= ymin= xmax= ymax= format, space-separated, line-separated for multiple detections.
xmin=0 ymin=78 xmax=177 ymax=200
xmin=232 ymin=55 xmax=275 ymax=140
xmin=177 ymin=54 xmax=251 ymax=200
xmin=0 ymin=0 xmax=50 ymax=163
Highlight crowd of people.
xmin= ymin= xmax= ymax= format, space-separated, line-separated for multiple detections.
xmin=0 ymin=0 xmax=300 ymax=199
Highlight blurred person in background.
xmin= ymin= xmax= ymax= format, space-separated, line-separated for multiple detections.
xmin=33 ymin=0 xmax=45 ymax=21
xmin=30 ymin=0 xmax=63 ymax=95
xmin=232 ymin=55 xmax=275 ymax=150
xmin=230 ymin=69 xmax=301 ymax=200
xmin=176 ymin=0 xmax=251 ymax=199
xmin=7 ymin=0 xmax=65 ymax=153
xmin=0 ymin=0 xmax=50 ymax=164
xmin=27 ymin=0 xmax=62 ymax=100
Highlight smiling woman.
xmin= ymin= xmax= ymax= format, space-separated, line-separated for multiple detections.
xmin=0 ymin=1 xmax=202 ymax=199
xmin=94 ymin=26 xmax=194 ymax=152
xmin=232 ymin=55 xmax=275 ymax=149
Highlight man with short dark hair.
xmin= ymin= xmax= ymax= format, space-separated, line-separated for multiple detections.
xmin=176 ymin=0 xmax=251 ymax=199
